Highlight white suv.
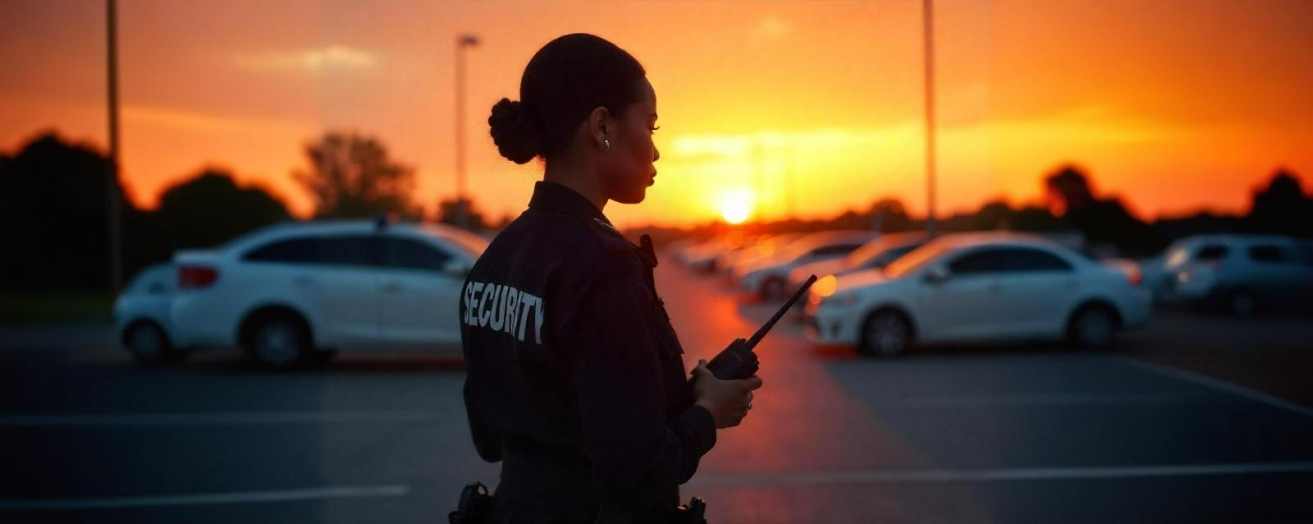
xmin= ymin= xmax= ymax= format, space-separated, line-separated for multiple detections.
xmin=805 ymin=233 xmax=1151 ymax=356
xmin=169 ymin=220 xmax=488 ymax=369
xmin=1160 ymin=234 xmax=1313 ymax=315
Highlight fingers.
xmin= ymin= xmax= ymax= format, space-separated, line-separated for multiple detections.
xmin=739 ymin=376 xmax=764 ymax=391
xmin=691 ymin=360 xmax=711 ymax=379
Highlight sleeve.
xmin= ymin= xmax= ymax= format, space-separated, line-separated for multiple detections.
xmin=463 ymin=377 xmax=503 ymax=462
xmin=562 ymin=255 xmax=718 ymax=508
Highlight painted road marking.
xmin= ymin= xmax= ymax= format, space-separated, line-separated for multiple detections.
xmin=1116 ymin=357 xmax=1313 ymax=419
xmin=690 ymin=461 xmax=1313 ymax=487
xmin=0 ymin=485 xmax=410 ymax=510
xmin=0 ymin=411 xmax=439 ymax=427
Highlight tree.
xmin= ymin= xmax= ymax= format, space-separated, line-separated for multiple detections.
xmin=867 ymin=198 xmax=913 ymax=232
xmin=293 ymin=132 xmax=419 ymax=219
xmin=0 ymin=132 xmax=126 ymax=291
xmin=1247 ymin=168 xmax=1312 ymax=237
xmin=1043 ymin=164 xmax=1096 ymax=215
xmin=436 ymin=196 xmax=493 ymax=231
xmin=155 ymin=167 xmax=291 ymax=249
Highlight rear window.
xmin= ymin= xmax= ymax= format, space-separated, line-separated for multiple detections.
xmin=1195 ymin=245 xmax=1229 ymax=261
xmin=244 ymin=235 xmax=379 ymax=267
xmin=1247 ymin=245 xmax=1290 ymax=264
xmin=245 ymin=237 xmax=320 ymax=264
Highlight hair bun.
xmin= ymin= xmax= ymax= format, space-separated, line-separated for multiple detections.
xmin=488 ymin=98 xmax=542 ymax=164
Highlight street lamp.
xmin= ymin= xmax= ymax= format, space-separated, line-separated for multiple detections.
xmin=922 ymin=0 xmax=937 ymax=236
xmin=454 ymin=33 xmax=480 ymax=228
xmin=106 ymin=0 xmax=122 ymax=292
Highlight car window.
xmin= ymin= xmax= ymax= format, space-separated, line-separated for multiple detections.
xmin=949 ymin=247 xmax=1072 ymax=275
xmin=244 ymin=237 xmax=321 ymax=264
xmin=318 ymin=236 xmax=380 ymax=267
xmin=885 ymin=241 xmax=953 ymax=279
xmin=1247 ymin=244 xmax=1289 ymax=264
xmin=383 ymin=237 xmax=452 ymax=273
xmin=1195 ymin=244 xmax=1229 ymax=261
xmin=949 ymin=248 xmax=1012 ymax=275
xmin=811 ymin=243 xmax=862 ymax=258
xmin=1008 ymin=248 xmax=1074 ymax=271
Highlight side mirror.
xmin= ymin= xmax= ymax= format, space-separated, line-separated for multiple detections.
xmin=923 ymin=266 xmax=950 ymax=285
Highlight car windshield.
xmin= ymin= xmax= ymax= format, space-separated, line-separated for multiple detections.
xmin=884 ymin=241 xmax=954 ymax=279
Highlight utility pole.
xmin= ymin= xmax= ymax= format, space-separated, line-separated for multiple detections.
xmin=106 ymin=0 xmax=122 ymax=292
xmin=923 ymin=0 xmax=937 ymax=236
xmin=454 ymin=34 xmax=479 ymax=228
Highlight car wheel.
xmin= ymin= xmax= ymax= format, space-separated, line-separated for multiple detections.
xmin=245 ymin=317 xmax=309 ymax=370
xmin=124 ymin=321 xmax=184 ymax=366
xmin=1227 ymin=289 xmax=1257 ymax=317
xmin=859 ymin=310 xmax=911 ymax=357
xmin=1069 ymin=305 xmax=1117 ymax=350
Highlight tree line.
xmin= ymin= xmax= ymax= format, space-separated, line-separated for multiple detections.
xmin=0 ymin=130 xmax=495 ymax=293
xmin=1 ymin=129 xmax=1309 ymax=293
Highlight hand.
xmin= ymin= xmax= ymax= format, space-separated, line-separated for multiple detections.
xmin=691 ymin=359 xmax=763 ymax=428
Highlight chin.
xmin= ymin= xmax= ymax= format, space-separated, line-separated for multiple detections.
xmin=614 ymin=188 xmax=647 ymax=205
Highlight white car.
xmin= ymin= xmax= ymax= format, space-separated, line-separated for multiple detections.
xmin=1159 ymin=234 xmax=1313 ymax=315
xmin=787 ymin=232 xmax=930 ymax=291
xmin=113 ymin=263 xmax=180 ymax=364
xmin=805 ymin=233 xmax=1151 ymax=356
xmin=734 ymin=230 xmax=878 ymax=298
xmin=169 ymin=220 xmax=488 ymax=369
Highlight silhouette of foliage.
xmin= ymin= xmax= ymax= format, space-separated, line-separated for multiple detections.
xmin=155 ymin=168 xmax=291 ymax=250
xmin=293 ymin=132 xmax=419 ymax=219
xmin=436 ymin=196 xmax=493 ymax=231
xmin=1246 ymin=168 xmax=1312 ymax=237
xmin=0 ymin=132 xmax=124 ymax=292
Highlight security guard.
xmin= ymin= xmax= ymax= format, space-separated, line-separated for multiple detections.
xmin=461 ymin=34 xmax=762 ymax=522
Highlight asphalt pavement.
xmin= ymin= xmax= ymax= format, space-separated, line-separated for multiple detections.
xmin=2 ymin=258 xmax=1312 ymax=523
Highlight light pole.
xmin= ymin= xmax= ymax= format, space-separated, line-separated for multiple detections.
xmin=922 ymin=0 xmax=937 ymax=236
xmin=454 ymin=34 xmax=479 ymax=228
xmin=106 ymin=0 xmax=122 ymax=292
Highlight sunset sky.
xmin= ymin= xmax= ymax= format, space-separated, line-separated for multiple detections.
xmin=3 ymin=0 xmax=1311 ymax=227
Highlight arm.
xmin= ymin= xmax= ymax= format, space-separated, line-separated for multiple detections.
xmin=564 ymin=258 xmax=717 ymax=509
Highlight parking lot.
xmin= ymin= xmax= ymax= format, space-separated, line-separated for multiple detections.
xmin=3 ymin=256 xmax=1312 ymax=523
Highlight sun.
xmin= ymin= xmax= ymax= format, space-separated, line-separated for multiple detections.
xmin=717 ymin=189 xmax=755 ymax=225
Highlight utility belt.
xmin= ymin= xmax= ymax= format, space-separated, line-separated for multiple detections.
xmin=450 ymin=437 xmax=706 ymax=523
xmin=448 ymin=481 xmax=707 ymax=524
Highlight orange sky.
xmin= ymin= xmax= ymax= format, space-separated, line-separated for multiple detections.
xmin=3 ymin=0 xmax=1311 ymax=227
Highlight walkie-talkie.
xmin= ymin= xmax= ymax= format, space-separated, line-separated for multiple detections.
xmin=704 ymin=275 xmax=817 ymax=380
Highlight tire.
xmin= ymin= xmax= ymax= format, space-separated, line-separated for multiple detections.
xmin=1068 ymin=304 xmax=1117 ymax=350
xmin=859 ymin=310 xmax=912 ymax=357
xmin=123 ymin=321 xmax=184 ymax=366
xmin=244 ymin=316 xmax=310 ymax=370
xmin=1227 ymin=289 xmax=1257 ymax=317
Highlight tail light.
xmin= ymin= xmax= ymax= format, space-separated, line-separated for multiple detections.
xmin=1125 ymin=266 xmax=1143 ymax=287
xmin=179 ymin=265 xmax=219 ymax=289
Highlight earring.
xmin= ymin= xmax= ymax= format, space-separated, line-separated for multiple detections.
xmin=601 ymin=137 xmax=611 ymax=151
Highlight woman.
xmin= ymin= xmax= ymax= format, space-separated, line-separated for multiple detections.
xmin=460 ymin=33 xmax=762 ymax=522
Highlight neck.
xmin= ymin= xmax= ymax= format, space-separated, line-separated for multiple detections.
xmin=543 ymin=157 xmax=607 ymax=212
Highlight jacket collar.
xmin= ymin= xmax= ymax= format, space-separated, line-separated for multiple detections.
xmin=528 ymin=181 xmax=615 ymax=229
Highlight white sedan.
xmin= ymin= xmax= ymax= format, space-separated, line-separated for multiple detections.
xmin=804 ymin=233 xmax=1151 ymax=356
xmin=169 ymin=219 xmax=488 ymax=369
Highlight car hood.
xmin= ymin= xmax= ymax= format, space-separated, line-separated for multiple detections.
xmin=835 ymin=268 xmax=893 ymax=293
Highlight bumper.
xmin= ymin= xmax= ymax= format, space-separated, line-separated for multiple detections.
xmin=803 ymin=306 xmax=859 ymax=346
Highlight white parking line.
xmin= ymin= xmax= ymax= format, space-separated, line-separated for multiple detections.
xmin=0 ymin=411 xmax=440 ymax=427
xmin=0 ymin=485 xmax=410 ymax=510
xmin=689 ymin=461 xmax=1313 ymax=487
xmin=1115 ymin=357 xmax=1313 ymax=419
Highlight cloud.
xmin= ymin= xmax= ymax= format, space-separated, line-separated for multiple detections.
xmin=235 ymin=45 xmax=378 ymax=73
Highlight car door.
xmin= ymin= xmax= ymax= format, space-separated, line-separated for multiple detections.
xmin=993 ymin=247 xmax=1079 ymax=337
xmin=376 ymin=235 xmax=464 ymax=348
xmin=916 ymin=247 xmax=1012 ymax=341
xmin=243 ymin=235 xmax=381 ymax=347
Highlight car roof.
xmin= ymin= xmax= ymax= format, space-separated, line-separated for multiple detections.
xmin=224 ymin=220 xmax=486 ymax=255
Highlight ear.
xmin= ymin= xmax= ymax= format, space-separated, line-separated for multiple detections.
xmin=586 ymin=106 xmax=611 ymax=149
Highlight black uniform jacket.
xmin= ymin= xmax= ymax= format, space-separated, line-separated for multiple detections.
xmin=460 ymin=181 xmax=717 ymax=520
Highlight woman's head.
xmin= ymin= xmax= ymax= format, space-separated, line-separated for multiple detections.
xmin=489 ymin=33 xmax=660 ymax=204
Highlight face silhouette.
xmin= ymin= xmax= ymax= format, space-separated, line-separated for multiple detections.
xmin=599 ymin=78 xmax=660 ymax=204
